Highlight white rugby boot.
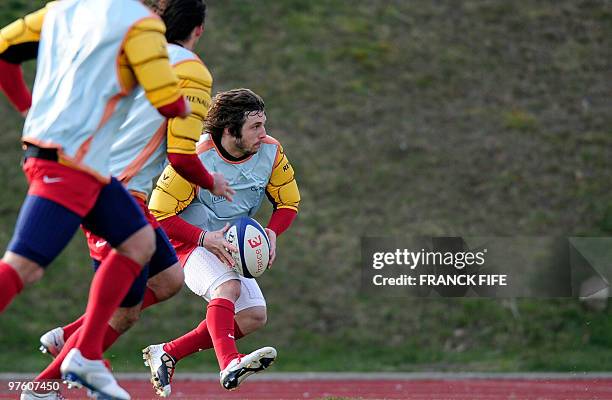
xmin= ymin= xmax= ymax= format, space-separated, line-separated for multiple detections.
xmin=20 ymin=389 xmax=64 ymax=400
xmin=60 ymin=348 xmax=130 ymax=400
xmin=142 ymin=344 xmax=176 ymax=398
xmin=39 ymin=327 xmax=65 ymax=358
xmin=220 ymin=346 xmax=277 ymax=390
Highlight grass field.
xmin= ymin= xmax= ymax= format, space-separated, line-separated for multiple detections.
xmin=1 ymin=0 xmax=612 ymax=374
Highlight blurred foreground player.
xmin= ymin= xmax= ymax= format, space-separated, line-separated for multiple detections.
xmin=0 ymin=1 xmax=190 ymax=399
xmin=33 ymin=1 xmax=234 ymax=396
xmin=28 ymin=1 xmax=234 ymax=399
xmin=142 ymin=89 xmax=300 ymax=396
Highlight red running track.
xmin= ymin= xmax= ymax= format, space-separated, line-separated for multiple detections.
xmin=1 ymin=376 xmax=611 ymax=399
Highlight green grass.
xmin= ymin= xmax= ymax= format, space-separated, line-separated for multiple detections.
xmin=1 ymin=0 xmax=612 ymax=373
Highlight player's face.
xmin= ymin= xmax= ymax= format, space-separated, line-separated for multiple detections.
xmin=236 ymin=111 xmax=267 ymax=155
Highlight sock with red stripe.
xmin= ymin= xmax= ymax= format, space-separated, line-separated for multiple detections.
xmin=0 ymin=261 xmax=24 ymax=313
xmin=206 ymin=298 xmax=240 ymax=370
xmin=164 ymin=319 xmax=244 ymax=362
xmin=75 ymin=252 xmax=142 ymax=359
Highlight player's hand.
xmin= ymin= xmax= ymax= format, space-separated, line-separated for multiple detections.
xmin=20 ymin=109 xmax=29 ymax=118
xmin=202 ymin=223 xmax=237 ymax=268
xmin=265 ymin=228 xmax=277 ymax=268
xmin=211 ymin=172 xmax=235 ymax=202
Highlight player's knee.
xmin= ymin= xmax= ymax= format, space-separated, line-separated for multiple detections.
xmin=149 ymin=264 xmax=184 ymax=301
xmin=212 ymin=279 xmax=241 ymax=302
xmin=236 ymin=307 xmax=267 ymax=335
xmin=248 ymin=308 xmax=267 ymax=331
xmin=116 ymin=225 xmax=156 ymax=265
xmin=3 ymin=252 xmax=45 ymax=286
xmin=109 ymin=307 xmax=141 ymax=334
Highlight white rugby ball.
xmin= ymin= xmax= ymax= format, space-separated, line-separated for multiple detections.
xmin=224 ymin=216 xmax=270 ymax=278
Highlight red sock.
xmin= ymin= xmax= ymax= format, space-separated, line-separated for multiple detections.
xmin=75 ymin=252 xmax=142 ymax=359
xmin=164 ymin=319 xmax=244 ymax=362
xmin=62 ymin=314 xmax=86 ymax=340
xmin=0 ymin=261 xmax=23 ymax=313
xmin=102 ymin=325 xmax=122 ymax=352
xmin=62 ymin=315 xmax=121 ymax=352
xmin=206 ymin=298 xmax=240 ymax=370
xmin=141 ymin=288 xmax=158 ymax=310
xmin=164 ymin=319 xmax=213 ymax=361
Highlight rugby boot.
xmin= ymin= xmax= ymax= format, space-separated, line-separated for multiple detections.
xmin=39 ymin=327 xmax=65 ymax=358
xmin=220 ymin=346 xmax=277 ymax=390
xmin=142 ymin=344 xmax=176 ymax=397
xmin=60 ymin=348 xmax=130 ymax=400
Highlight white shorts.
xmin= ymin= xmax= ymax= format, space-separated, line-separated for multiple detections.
xmin=183 ymin=247 xmax=266 ymax=313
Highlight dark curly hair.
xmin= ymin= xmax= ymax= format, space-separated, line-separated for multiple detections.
xmin=148 ymin=0 xmax=207 ymax=44
xmin=205 ymin=89 xmax=265 ymax=140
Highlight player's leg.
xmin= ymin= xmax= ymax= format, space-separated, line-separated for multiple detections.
xmin=140 ymin=226 xmax=184 ymax=307
xmin=59 ymin=178 xmax=154 ymax=399
xmin=159 ymin=304 xmax=266 ymax=363
xmin=4 ymin=157 xmax=106 ymax=399
xmin=142 ymin=307 xmax=266 ymax=398
xmin=143 ymin=247 xmax=239 ymax=396
xmin=183 ymin=247 xmax=243 ymax=369
xmin=144 ymin=262 xmax=184 ymax=304
xmin=143 ymin=248 xmax=272 ymax=395
xmin=39 ymin=258 xmax=148 ymax=357
xmin=34 ymin=251 xmax=152 ymax=398
xmin=80 ymin=228 xmax=181 ymax=346
xmin=41 ymin=227 xmax=181 ymax=358
xmin=33 ymin=262 xmax=149 ymax=387
xmin=214 ymin=279 xmax=276 ymax=391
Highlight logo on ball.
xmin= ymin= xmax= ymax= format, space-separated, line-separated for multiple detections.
xmin=224 ymin=217 xmax=270 ymax=278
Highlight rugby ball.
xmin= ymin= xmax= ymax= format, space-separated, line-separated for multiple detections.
xmin=225 ymin=216 xmax=270 ymax=278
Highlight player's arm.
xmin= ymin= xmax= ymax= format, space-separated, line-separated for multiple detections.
xmin=265 ymin=143 xmax=300 ymax=236
xmin=122 ymin=17 xmax=188 ymax=118
xmin=149 ymin=164 xmax=205 ymax=246
xmin=0 ymin=3 xmax=54 ymax=114
xmin=165 ymin=60 xmax=216 ymax=191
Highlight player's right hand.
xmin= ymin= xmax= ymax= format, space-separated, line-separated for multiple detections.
xmin=211 ymin=172 xmax=235 ymax=202
xmin=202 ymin=223 xmax=237 ymax=268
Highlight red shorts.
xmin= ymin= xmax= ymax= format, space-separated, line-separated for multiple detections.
xmin=86 ymin=195 xmax=159 ymax=260
xmin=24 ymin=158 xmax=104 ymax=217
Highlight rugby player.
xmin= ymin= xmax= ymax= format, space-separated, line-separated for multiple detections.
xmin=5 ymin=1 xmax=235 ymax=399
xmin=0 ymin=1 xmax=192 ymax=399
xmin=29 ymin=2 xmax=238 ymax=397
xmin=142 ymin=88 xmax=300 ymax=396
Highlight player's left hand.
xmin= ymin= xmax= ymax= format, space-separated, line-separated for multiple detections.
xmin=265 ymin=228 xmax=276 ymax=268
xmin=202 ymin=223 xmax=237 ymax=267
